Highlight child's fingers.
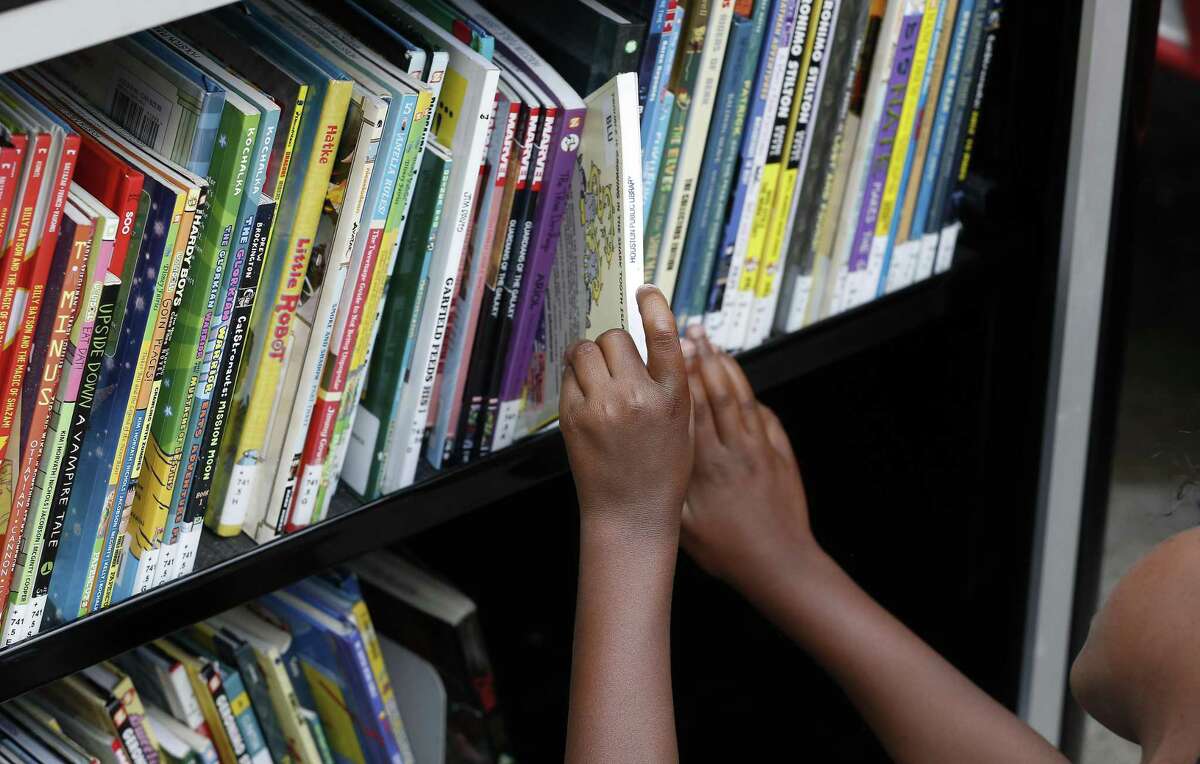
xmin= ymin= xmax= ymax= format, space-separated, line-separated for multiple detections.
xmin=595 ymin=328 xmax=647 ymax=381
xmin=687 ymin=354 xmax=719 ymax=446
xmin=695 ymin=339 xmax=743 ymax=445
xmin=637 ymin=284 xmax=687 ymax=397
xmin=759 ymin=403 xmax=797 ymax=469
xmin=717 ymin=353 xmax=761 ymax=437
xmin=561 ymin=363 xmax=586 ymax=417
xmin=564 ymin=340 xmax=608 ymax=397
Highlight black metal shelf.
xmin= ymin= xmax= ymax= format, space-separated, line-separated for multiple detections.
xmin=0 ymin=254 xmax=991 ymax=701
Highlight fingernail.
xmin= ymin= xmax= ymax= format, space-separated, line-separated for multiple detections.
xmin=680 ymin=337 xmax=696 ymax=359
xmin=685 ymin=324 xmax=706 ymax=341
xmin=637 ymin=283 xmax=661 ymax=300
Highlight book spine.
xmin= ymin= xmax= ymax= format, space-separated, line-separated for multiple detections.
xmin=948 ymin=0 xmax=1002 ymax=219
xmin=841 ymin=2 xmax=920 ymax=310
xmin=332 ymin=91 xmax=436 ymax=503
xmin=216 ymin=80 xmax=352 ymax=543
xmin=201 ymin=663 xmax=251 ymax=764
xmin=779 ymin=0 xmax=872 ymax=332
xmin=477 ymin=108 xmax=553 ymax=458
xmin=220 ymin=668 xmax=270 ymax=764
xmin=747 ymin=0 xmax=838 ymax=346
xmin=428 ymin=97 xmax=515 ymax=470
xmin=643 ymin=98 xmax=685 ymax=283
xmin=923 ymin=0 xmax=987 ymax=242
xmin=0 ymin=143 xmax=24 ymax=251
xmin=193 ymin=202 xmax=273 ymax=538
xmin=0 ymin=213 xmax=90 ymax=644
xmin=654 ymin=0 xmax=737 ymax=300
xmin=676 ymin=6 xmax=767 ymax=325
xmin=0 ymin=133 xmax=51 ymax=554
xmin=290 ymin=93 xmax=416 ymax=529
xmin=90 ymin=188 xmax=197 ymax=613
xmin=0 ymin=134 xmax=76 ymax=612
xmin=493 ymin=96 xmax=584 ymax=451
xmin=255 ymin=96 xmax=382 ymax=545
xmin=706 ymin=0 xmax=800 ymax=344
xmin=872 ymin=0 xmax=938 ymax=297
xmin=720 ymin=0 xmax=813 ymax=349
xmin=638 ymin=0 xmax=674 ymax=111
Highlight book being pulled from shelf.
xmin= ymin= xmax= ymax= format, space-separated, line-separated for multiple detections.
xmin=0 ymin=0 xmax=1002 ymax=646
xmin=1 ymin=564 xmax=508 ymax=764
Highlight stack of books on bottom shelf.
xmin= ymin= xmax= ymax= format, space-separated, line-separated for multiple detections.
xmin=0 ymin=554 xmax=512 ymax=764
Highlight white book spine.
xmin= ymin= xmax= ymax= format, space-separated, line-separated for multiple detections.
xmin=934 ymin=221 xmax=960 ymax=273
xmin=381 ymin=55 xmax=499 ymax=494
xmin=885 ymin=239 xmax=922 ymax=292
xmin=653 ymin=1 xmax=736 ymax=299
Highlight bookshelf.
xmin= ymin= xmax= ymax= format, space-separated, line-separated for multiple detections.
xmin=0 ymin=0 xmax=1146 ymax=759
xmin=0 ymin=254 xmax=991 ymax=702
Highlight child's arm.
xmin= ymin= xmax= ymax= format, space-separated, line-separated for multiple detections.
xmin=680 ymin=333 xmax=1068 ymax=764
xmin=561 ymin=286 xmax=691 ymax=764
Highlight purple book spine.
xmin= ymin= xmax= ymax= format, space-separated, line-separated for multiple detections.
xmin=848 ymin=12 xmax=923 ymax=272
xmin=497 ymin=105 xmax=586 ymax=402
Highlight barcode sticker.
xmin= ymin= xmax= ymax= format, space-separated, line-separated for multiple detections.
xmin=111 ymin=73 xmax=170 ymax=152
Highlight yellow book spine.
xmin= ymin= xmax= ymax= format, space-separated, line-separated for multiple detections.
xmin=250 ymin=644 xmax=320 ymax=764
xmin=101 ymin=189 xmax=196 ymax=608
xmin=874 ymin=0 xmax=939 ymax=239
xmin=155 ymin=640 xmax=237 ymax=764
xmin=301 ymin=660 xmax=368 ymax=764
xmin=758 ymin=0 xmax=829 ymax=300
xmin=218 ymin=79 xmax=352 ymax=536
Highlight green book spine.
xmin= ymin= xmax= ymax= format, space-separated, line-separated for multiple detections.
xmin=643 ymin=100 xmax=687 ymax=281
xmin=350 ymin=146 xmax=451 ymax=501
xmin=122 ymin=102 xmax=260 ymax=600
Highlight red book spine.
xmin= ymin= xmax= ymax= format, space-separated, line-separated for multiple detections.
xmin=0 ymin=135 xmax=80 ymax=606
xmin=0 ymin=140 xmax=26 ymax=250
xmin=0 ymin=133 xmax=50 ymax=382
xmin=73 ymin=133 xmax=144 ymax=276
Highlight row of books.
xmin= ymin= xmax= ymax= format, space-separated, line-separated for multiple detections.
xmin=1 ymin=554 xmax=511 ymax=764
xmin=0 ymin=0 xmax=999 ymax=646
xmin=612 ymin=0 xmax=999 ymax=347
xmin=0 ymin=0 xmax=647 ymax=645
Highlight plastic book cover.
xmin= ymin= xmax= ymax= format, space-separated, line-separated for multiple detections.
xmin=777 ymin=0 xmax=872 ymax=331
xmin=703 ymin=0 xmax=799 ymax=342
xmin=255 ymin=591 xmax=390 ymax=764
xmin=0 ymin=83 xmax=81 ymax=611
xmin=453 ymin=67 xmax=542 ymax=466
xmin=891 ymin=0 xmax=959 ymax=283
xmin=749 ymin=0 xmax=845 ymax=347
xmin=213 ymin=606 xmax=323 ymax=763
xmin=352 ymin=1 xmax=498 ymax=493
xmin=345 ymin=143 xmax=451 ymax=500
xmin=0 ymin=199 xmax=92 ymax=645
xmin=517 ymin=72 xmax=646 ymax=436
xmin=32 ymin=86 xmax=189 ymax=625
xmin=204 ymin=6 xmax=353 ymax=543
xmin=120 ymin=59 xmax=263 ymax=602
xmin=723 ymin=0 xmax=817 ymax=349
xmin=870 ymin=0 xmax=939 ymax=298
xmin=822 ymin=0 xmax=900 ymax=316
xmin=675 ymin=5 xmax=768 ymax=326
xmin=245 ymin=14 xmax=386 ymax=542
xmin=426 ymin=83 xmax=518 ymax=469
xmin=452 ymin=0 xmax=586 ymax=458
xmin=154 ymin=638 xmax=249 ymax=764
xmin=314 ymin=78 xmax=435 ymax=521
xmin=136 ymin=30 xmax=281 ymax=588
xmin=652 ymin=0 xmax=735 ymax=301
xmin=45 ymin=38 xmax=226 ymax=179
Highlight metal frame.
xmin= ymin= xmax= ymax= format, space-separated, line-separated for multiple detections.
xmin=1019 ymin=0 xmax=1133 ymax=743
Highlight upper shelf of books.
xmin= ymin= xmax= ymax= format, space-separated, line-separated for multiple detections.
xmin=0 ymin=0 xmax=235 ymax=74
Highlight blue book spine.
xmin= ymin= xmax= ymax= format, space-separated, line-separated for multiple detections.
xmin=637 ymin=0 xmax=672 ymax=109
xmin=45 ymin=182 xmax=177 ymax=626
xmin=911 ymin=0 xmax=976 ymax=239
xmin=642 ymin=89 xmax=677 ymax=224
xmin=676 ymin=4 xmax=771 ymax=324
xmin=876 ymin=0 xmax=952 ymax=295
xmin=218 ymin=662 xmax=272 ymax=764
xmin=705 ymin=0 xmax=799 ymax=317
xmin=674 ymin=15 xmax=754 ymax=323
xmin=640 ymin=3 xmax=685 ymax=141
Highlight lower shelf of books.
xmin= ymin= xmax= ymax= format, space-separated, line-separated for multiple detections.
xmin=0 ymin=252 xmax=990 ymax=703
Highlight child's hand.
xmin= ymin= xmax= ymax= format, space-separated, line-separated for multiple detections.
xmin=560 ymin=285 xmax=692 ymax=546
xmin=680 ymin=330 xmax=817 ymax=587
